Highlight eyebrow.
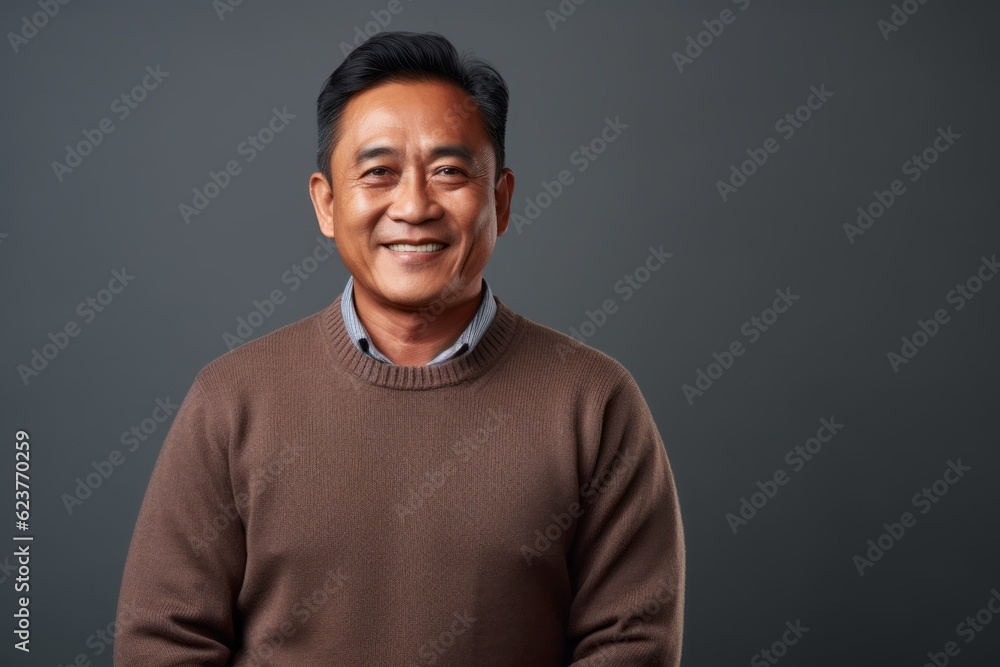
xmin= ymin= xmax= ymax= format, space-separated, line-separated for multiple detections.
xmin=352 ymin=144 xmax=477 ymax=166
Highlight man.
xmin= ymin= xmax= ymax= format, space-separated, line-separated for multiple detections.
xmin=115 ymin=31 xmax=685 ymax=666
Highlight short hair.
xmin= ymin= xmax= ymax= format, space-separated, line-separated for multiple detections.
xmin=315 ymin=31 xmax=509 ymax=184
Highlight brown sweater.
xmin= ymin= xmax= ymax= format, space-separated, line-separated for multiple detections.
xmin=114 ymin=293 xmax=685 ymax=666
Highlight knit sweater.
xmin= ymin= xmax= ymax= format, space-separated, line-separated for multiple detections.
xmin=114 ymin=293 xmax=686 ymax=666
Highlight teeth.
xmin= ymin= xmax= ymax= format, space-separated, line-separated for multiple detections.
xmin=386 ymin=243 xmax=445 ymax=252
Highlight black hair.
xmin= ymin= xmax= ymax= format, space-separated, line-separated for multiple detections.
xmin=315 ymin=31 xmax=509 ymax=184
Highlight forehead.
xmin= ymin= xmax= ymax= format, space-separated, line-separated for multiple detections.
xmin=335 ymin=79 xmax=488 ymax=154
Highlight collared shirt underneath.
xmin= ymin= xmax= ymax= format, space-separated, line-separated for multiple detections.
xmin=340 ymin=275 xmax=497 ymax=365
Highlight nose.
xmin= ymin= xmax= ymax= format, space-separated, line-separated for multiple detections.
xmin=386 ymin=172 xmax=444 ymax=224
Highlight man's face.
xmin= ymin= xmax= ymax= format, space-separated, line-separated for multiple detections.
xmin=310 ymin=79 xmax=514 ymax=312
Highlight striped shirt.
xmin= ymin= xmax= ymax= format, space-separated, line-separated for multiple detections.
xmin=339 ymin=275 xmax=497 ymax=365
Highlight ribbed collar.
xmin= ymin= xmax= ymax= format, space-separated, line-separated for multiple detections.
xmin=321 ymin=292 xmax=521 ymax=390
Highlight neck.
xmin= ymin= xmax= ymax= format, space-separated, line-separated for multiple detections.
xmin=352 ymin=279 xmax=484 ymax=365
xmin=324 ymin=291 xmax=520 ymax=391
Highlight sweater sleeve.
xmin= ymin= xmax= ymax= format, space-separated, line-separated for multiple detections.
xmin=566 ymin=370 xmax=686 ymax=666
xmin=114 ymin=372 xmax=245 ymax=666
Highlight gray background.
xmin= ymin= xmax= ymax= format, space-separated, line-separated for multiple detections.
xmin=2 ymin=0 xmax=998 ymax=664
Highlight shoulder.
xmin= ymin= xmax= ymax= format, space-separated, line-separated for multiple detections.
xmin=192 ymin=304 xmax=331 ymax=398
xmin=505 ymin=309 xmax=661 ymax=456
xmin=506 ymin=308 xmax=638 ymax=399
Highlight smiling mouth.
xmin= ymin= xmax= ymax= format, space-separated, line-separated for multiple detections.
xmin=384 ymin=243 xmax=447 ymax=252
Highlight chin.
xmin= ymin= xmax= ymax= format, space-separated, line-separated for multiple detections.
xmin=377 ymin=283 xmax=448 ymax=308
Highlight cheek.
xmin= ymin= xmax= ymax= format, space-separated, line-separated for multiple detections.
xmin=335 ymin=191 xmax=384 ymax=225
xmin=447 ymin=189 xmax=492 ymax=224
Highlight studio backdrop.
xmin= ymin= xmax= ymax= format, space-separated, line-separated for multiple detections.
xmin=1 ymin=0 xmax=998 ymax=665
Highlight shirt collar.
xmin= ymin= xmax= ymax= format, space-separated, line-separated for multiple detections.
xmin=339 ymin=275 xmax=496 ymax=365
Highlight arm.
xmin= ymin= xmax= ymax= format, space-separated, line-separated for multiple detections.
xmin=114 ymin=373 xmax=245 ymax=666
xmin=566 ymin=371 xmax=686 ymax=666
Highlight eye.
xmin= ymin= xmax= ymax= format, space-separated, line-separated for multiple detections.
xmin=364 ymin=167 xmax=390 ymax=177
xmin=437 ymin=166 xmax=465 ymax=177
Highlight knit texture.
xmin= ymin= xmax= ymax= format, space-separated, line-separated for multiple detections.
xmin=114 ymin=293 xmax=686 ymax=666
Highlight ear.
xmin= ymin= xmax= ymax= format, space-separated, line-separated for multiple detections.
xmin=494 ymin=167 xmax=515 ymax=237
xmin=309 ymin=172 xmax=335 ymax=239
